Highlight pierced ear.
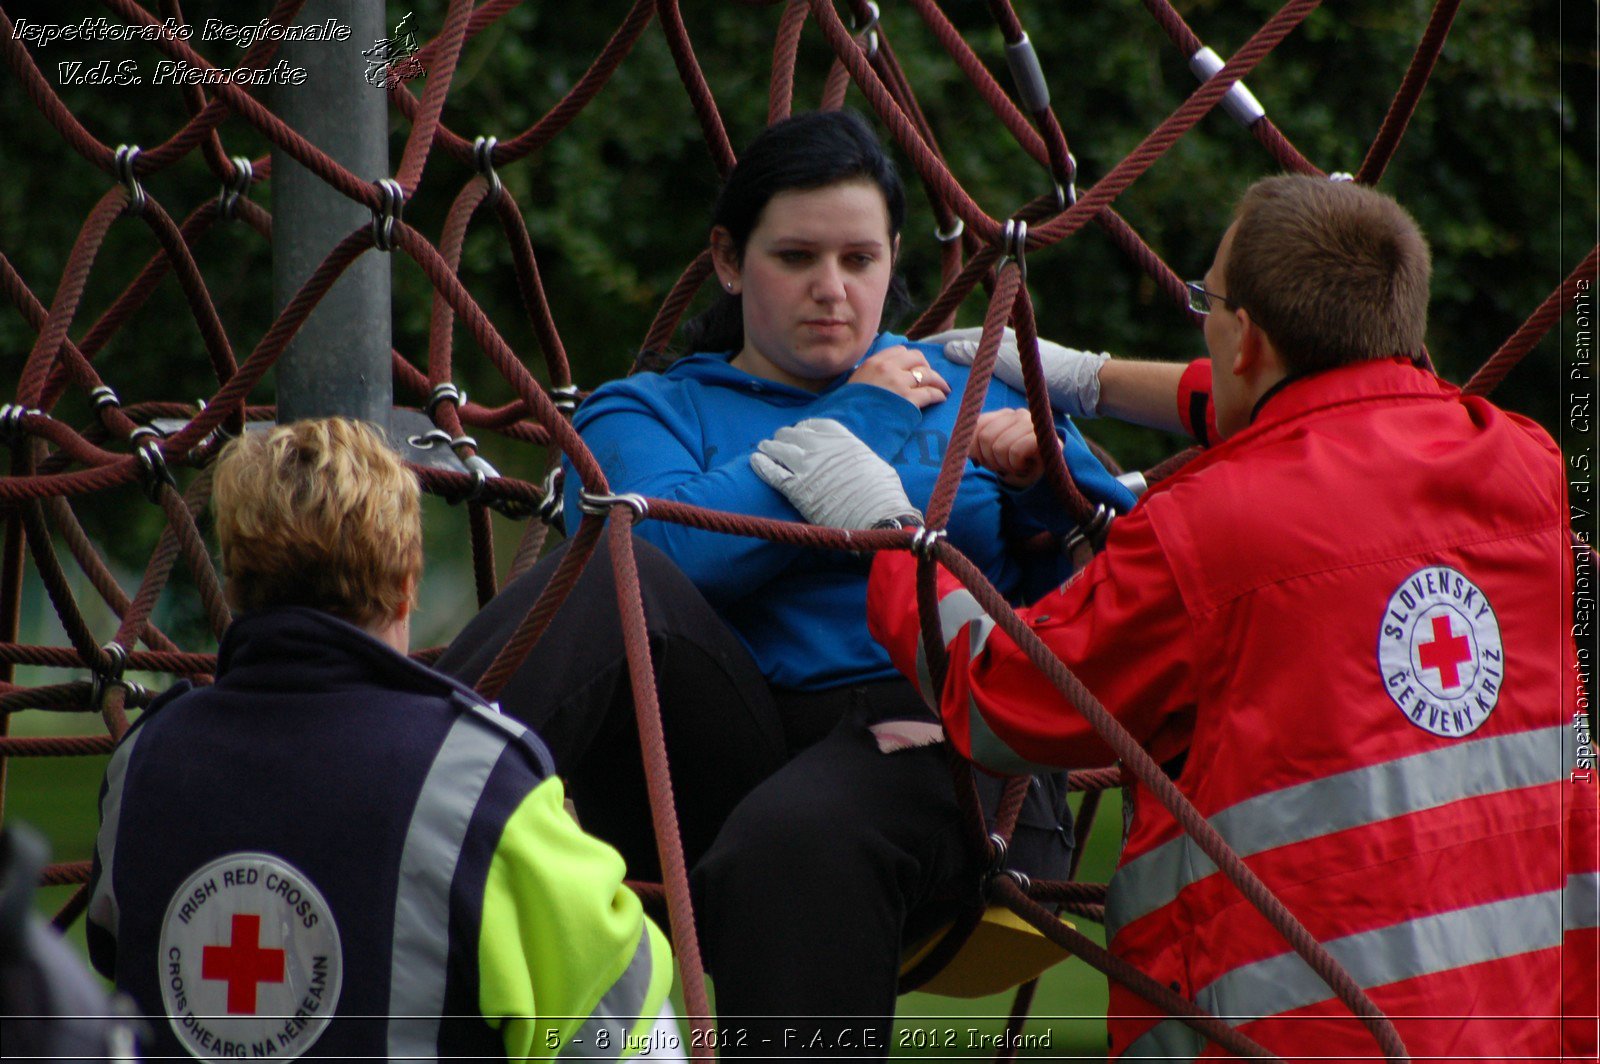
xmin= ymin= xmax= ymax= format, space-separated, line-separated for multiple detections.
xmin=710 ymin=227 xmax=741 ymax=294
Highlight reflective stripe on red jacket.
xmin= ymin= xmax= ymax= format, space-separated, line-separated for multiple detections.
xmin=868 ymin=357 xmax=1598 ymax=1060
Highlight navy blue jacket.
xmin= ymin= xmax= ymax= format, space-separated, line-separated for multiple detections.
xmin=87 ymin=608 xmax=671 ymax=1061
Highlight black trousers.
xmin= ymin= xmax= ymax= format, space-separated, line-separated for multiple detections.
xmin=438 ymin=536 xmax=1073 ymax=1057
xmin=437 ymin=535 xmax=787 ymax=880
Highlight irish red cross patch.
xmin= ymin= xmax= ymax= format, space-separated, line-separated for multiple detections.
xmin=1377 ymin=565 xmax=1503 ymax=738
xmin=159 ymin=852 xmax=342 ymax=1061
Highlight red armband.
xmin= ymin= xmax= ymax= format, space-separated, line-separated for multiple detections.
xmin=1177 ymin=358 xmax=1218 ymax=446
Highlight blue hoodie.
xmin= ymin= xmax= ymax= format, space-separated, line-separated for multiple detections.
xmin=565 ymin=332 xmax=1134 ymax=690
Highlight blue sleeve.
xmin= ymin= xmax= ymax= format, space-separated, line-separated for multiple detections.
xmin=564 ymin=383 xmax=920 ymax=607
xmin=1005 ymin=417 xmax=1139 ymax=538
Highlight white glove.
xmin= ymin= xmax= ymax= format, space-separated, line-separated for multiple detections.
xmin=751 ymin=419 xmax=921 ymax=530
xmin=928 ymin=326 xmax=1110 ymax=419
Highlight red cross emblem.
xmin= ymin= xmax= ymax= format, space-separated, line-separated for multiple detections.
xmin=202 ymin=913 xmax=286 ymax=1014
xmin=1416 ymin=615 xmax=1472 ymax=690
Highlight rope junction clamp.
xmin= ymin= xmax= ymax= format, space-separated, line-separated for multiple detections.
xmin=1061 ymin=502 xmax=1114 ymax=556
xmin=89 ymin=385 xmax=121 ymax=412
xmin=537 ymin=464 xmax=565 ymax=527
xmin=408 ymin=428 xmax=454 ymax=451
xmin=426 ymin=382 xmax=467 ymax=418
xmin=1328 ymin=172 xmax=1355 ymax=182
xmin=852 ymin=1 xmax=880 ymax=59
xmin=218 ymin=156 xmax=253 ymax=220
xmin=113 ymin=145 xmax=146 ymax=214
xmin=371 ymin=178 xmax=405 ymax=251
xmin=473 ymin=136 xmax=503 ymax=203
xmin=1004 ymin=32 xmax=1051 ymax=114
xmin=459 ymin=453 xmax=498 ymax=506
xmin=1000 ymin=219 xmax=1028 ymax=283
xmin=550 ymin=384 xmax=581 ymax=414
xmin=1188 ymin=47 xmax=1267 ymax=128
xmin=909 ymin=526 xmax=946 ymax=559
xmin=0 ymin=404 xmax=42 ymax=445
xmin=986 ymin=831 xmax=1010 ymax=872
xmin=578 ymin=491 xmax=649 ymax=520
xmin=408 ymin=429 xmax=480 ymax=456
xmin=934 ymin=216 xmax=965 ymax=244
xmin=129 ymin=426 xmax=176 ymax=501
xmin=1056 ymin=152 xmax=1077 ymax=209
xmin=88 ymin=641 xmax=147 ymax=711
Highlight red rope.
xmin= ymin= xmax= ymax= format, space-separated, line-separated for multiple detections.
xmin=0 ymin=0 xmax=1574 ymax=1053
xmin=1465 ymin=244 xmax=1600 ymax=398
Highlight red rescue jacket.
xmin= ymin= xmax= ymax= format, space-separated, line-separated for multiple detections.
xmin=869 ymin=357 xmax=1599 ymax=1060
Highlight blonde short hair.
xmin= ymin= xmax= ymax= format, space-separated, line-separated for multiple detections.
xmin=212 ymin=418 xmax=421 ymax=628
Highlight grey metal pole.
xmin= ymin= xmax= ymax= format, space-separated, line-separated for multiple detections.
xmin=271 ymin=1 xmax=392 ymax=425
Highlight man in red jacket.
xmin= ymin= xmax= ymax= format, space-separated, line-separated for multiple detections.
xmin=753 ymin=174 xmax=1598 ymax=1061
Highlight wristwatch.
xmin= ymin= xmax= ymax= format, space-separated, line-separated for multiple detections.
xmin=871 ymin=513 xmax=926 ymax=531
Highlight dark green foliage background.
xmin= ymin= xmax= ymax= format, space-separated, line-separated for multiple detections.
xmin=0 ymin=2 xmax=1594 ymax=1050
xmin=1 ymin=0 xmax=1593 ymax=592
xmin=1 ymin=4 xmax=1593 ymax=774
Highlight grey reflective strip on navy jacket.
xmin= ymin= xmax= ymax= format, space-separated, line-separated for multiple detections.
xmin=87 ymin=722 xmax=144 ymax=942
xmin=388 ymin=703 xmax=526 ymax=1061
xmin=559 ymin=927 xmax=658 ymax=1058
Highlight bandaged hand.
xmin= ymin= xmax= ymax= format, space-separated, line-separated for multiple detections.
xmin=751 ymin=419 xmax=921 ymax=530
xmin=928 ymin=326 xmax=1110 ymax=419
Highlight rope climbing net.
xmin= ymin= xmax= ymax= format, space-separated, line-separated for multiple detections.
xmin=2 ymin=1 xmax=1594 ymax=1060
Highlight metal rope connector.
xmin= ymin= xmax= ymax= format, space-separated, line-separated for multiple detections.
xmin=459 ymin=452 xmax=496 ymax=505
xmin=934 ymin=216 xmax=965 ymax=244
xmin=1055 ymin=151 xmax=1077 ymax=209
xmin=89 ymin=385 xmax=121 ymax=412
xmin=1188 ymin=46 xmax=1267 ymax=128
xmin=473 ymin=136 xmax=503 ymax=203
xmin=409 ymin=429 xmax=481 ymax=458
xmin=852 ymin=1 xmax=880 ymax=59
xmin=193 ymin=397 xmax=238 ymax=444
xmin=549 ymin=384 xmax=581 ymax=414
xmin=407 ymin=428 xmax=453 ymax=451
xmin=1061 ymin=502 xmax=1114 ymax=556
xmin=426 ymin=382 xmax=468 ymax=418
xmin=985 ymin=831 xmax=1010 ymax=872
xmin=218 ymin=156 xmax=253 ymax=220
xmin=0 ymin=404 xmax=41 ymax=446
xmin=909 ymin=526 xmax=946 ymax=559
xmin=88 ymin=641 xmax=147 ymax=710
xmin=129 ymin=425 xmax=176 ymax=501
xmin=1000 ymin=218 xmax=1028 ymax=283
xmin=114 ymin=145 xmax=146 ymax=214
xmin=1004 ymin=32 xmax=1050 ymax=113
xmin=536 ymin=464 xmax=565 ymax=526
xmin=578 ymin=491 xmax=649 ymax=520
xmin=1328 ymin=171 xmax=1355 ymax=182
xmin=371 ymin=178 xmax=405 ymax=251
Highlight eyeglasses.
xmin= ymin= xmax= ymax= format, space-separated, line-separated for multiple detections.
xmin=1185 ymin=280 xmax=1236 ymax=316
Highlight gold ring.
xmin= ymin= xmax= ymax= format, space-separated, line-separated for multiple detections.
xmin=911 ymin=368 xmax=925 ymax=385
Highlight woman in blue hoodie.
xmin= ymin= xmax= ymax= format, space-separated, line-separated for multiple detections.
xmin=442 ymin=110 xmax=1134 ymax=1054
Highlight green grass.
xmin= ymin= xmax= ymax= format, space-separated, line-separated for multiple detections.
xmin=5 ymin=713 xmax=1117 ymax=1060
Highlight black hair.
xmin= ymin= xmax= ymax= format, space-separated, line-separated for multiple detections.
xmin=676 ymin=109 xmax=913 ymax=359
